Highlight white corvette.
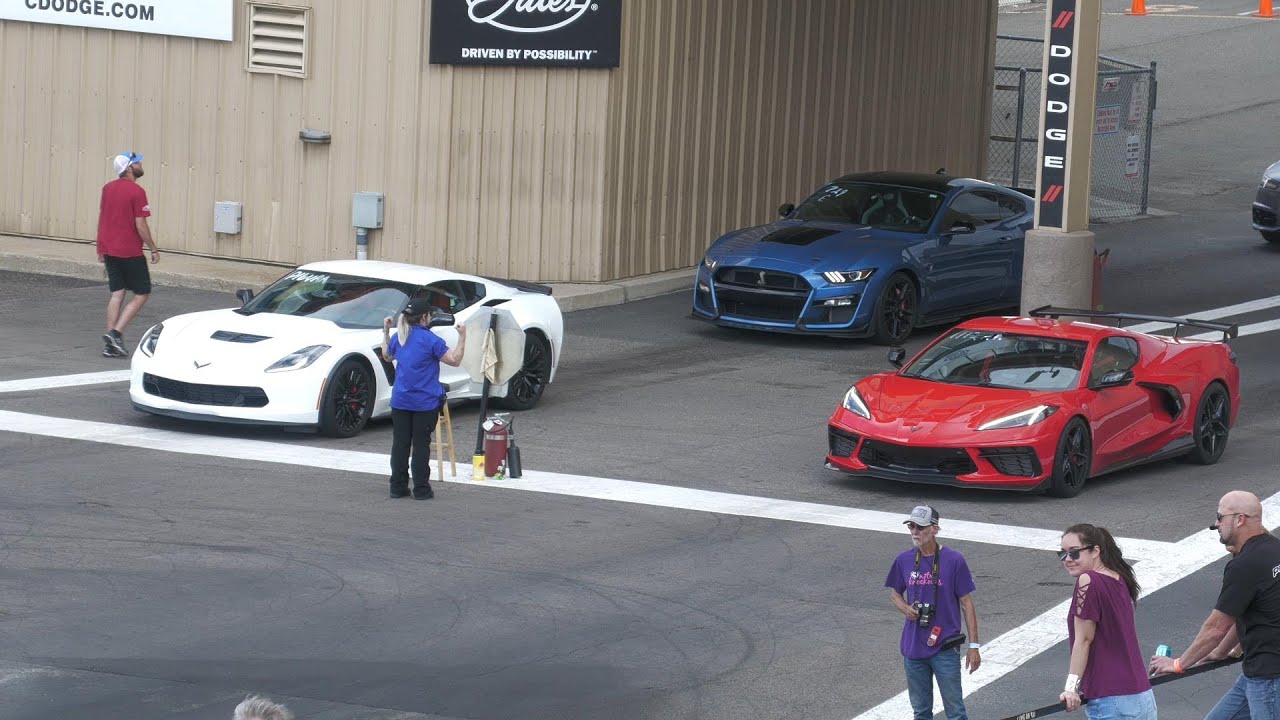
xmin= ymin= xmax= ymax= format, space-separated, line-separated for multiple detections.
xmin=129 ymin=260 xmax=564 ymax=437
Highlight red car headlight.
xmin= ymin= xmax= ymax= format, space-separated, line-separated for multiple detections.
xmin=978 ymin=405 xmax=1058 ymax=431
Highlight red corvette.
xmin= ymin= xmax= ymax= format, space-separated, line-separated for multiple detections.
xmin=825 ymin=308 xmax=1240 ymax=497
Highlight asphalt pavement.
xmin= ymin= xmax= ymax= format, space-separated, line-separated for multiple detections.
xmin=2 ymin=2 xmax=1279 ymax=719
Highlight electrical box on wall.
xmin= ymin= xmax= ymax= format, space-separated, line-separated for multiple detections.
xmin=213 ymin=201 xmax=243 ymax=234
xmin=352 ymin=192 xmax=384 ymax=229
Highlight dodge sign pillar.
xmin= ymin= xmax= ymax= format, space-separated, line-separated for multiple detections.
xmin=1020 ymin=0 xmax=1103 ymax=313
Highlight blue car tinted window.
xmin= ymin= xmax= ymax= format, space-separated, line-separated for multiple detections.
xmin=791 ymin=182 xmax=944 ymax=232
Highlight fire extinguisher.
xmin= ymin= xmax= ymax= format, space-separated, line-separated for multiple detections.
xmin=483 ymin=415 xmax=509 ymax=477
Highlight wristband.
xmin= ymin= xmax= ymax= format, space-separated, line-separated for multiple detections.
xmin=968 ymin=643 xmax=981 ymax=650
xmin=1063 ymin=674 xmax=1081 ymax=694
xmin=1173 ymin=658 xmax=1185 ymax=674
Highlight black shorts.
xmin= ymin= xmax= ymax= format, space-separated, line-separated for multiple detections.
xmin=103 ymin=255 xmax=151 ymax=295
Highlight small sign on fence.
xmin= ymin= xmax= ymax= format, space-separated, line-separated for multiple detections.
xmin=1095 ymin=105 xmax=1122 ymax=135
xmin=1125 ymin=134 xmax=1142 ymax=178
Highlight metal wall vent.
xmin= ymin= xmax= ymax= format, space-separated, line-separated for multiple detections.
xmin=247 ymin=4 xmax=308 ymax=78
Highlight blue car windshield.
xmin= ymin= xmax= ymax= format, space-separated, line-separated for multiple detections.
xmin=901 ymin=329 xmax=1089 ymax=391
xmin=791 ymin=182 xmax=945 ymax=231
xmin=238 ymin=270 xmax=415 ymax=329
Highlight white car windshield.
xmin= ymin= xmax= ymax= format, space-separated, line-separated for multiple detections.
xmin=239 ymin=270 xmax=416 ymax=329
xmin=900 ymin=329 xmax=1088 ymax=391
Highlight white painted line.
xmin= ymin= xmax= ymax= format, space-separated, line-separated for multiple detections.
xmin=0 ymin=409 xmax=1173 ymax=558
xmin=852 ymin=493 xmax=1280 ymax=719
xmin=1126 ymin=294 xmax=1280 ymax=334
xmin=0 ymin=370 xmax=130 ymax=393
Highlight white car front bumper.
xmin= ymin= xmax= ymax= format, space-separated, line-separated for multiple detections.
xmin=129 ymin=356 xmax=326 ymax=428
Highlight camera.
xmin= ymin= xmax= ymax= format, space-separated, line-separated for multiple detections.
xmin=912 ymin=602 xmax=934 ymax=627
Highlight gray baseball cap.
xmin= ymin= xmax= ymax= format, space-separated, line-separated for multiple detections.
xmin=904 ymin=505 xmax=940 ymax=526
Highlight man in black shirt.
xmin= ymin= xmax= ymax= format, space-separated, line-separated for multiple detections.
xmin=1149 ymin=490 xmax=1280 ymax=719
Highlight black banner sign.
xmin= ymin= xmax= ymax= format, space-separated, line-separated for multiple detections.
xmin=429 ymin=0 xmax=621 ymax=68
xmin=1036 ymin=0 xmax=1077 ymax=229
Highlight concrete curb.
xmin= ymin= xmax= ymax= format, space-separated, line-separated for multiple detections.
xmin=0 ymin=251 xmax=289 ymax=295
xmin=1 ymin=234 xmax=695 ymax=313
xmin=552 ymin=269 xmax=693 ymax=313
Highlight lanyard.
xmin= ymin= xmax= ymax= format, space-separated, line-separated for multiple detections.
xmin=912 ymin=546 xmax=941 ymax=606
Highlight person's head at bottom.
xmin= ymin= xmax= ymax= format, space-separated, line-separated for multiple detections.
xmin=233 ymin=695 xmax=293 ymax=720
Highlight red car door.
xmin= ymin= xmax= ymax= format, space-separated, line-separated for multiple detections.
xmin=1084 ymin=337 xmax=1168 ymax=472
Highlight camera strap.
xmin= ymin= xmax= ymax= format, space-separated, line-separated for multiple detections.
xmin=912 ymin=545 xmax=941 ymax=607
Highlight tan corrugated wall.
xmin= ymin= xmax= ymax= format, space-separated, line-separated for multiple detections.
xmin=0 ymin=0 xmax=995 ymax=283
xmin=604 ymin=0 xmax=998 ymax=279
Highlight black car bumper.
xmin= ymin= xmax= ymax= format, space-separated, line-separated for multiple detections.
xmin=1254 ymin=186 xmax=1280 ymax=233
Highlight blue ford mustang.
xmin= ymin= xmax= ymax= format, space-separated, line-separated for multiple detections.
xmin=691 ymin=171 xmax=1033 ymax=344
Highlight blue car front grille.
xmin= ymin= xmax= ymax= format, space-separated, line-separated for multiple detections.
xmin=712 ymin=268 xmax=811 ymax=322
xmin=716 ymin=268 xmax=809 ymax=292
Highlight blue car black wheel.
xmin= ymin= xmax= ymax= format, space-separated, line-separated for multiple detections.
xmin=872 ymin=272 xmax=917 ymax=345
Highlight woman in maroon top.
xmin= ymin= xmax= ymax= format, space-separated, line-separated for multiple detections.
xmin=1058 ymin=523 xmax=1156 ymax=719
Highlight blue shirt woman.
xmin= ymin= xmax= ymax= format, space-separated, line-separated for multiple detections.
xmin=381 ymin=297 xmax=466 ymax=499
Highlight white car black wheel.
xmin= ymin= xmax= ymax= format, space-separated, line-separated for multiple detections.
xmin=493 ymin=331 xmax=551 ymax=411
xmin=319 ymin=359 xmax=373 ymax=437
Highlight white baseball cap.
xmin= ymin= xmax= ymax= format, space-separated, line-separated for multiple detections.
xmin=112 ymin=151 xmax=143 ymax=175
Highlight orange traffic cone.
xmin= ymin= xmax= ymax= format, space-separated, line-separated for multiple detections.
xmin=1126 ymin=0 xmax=1147 ymax=15
xmin=1258 ymin=0 xmax=1276 ymax=18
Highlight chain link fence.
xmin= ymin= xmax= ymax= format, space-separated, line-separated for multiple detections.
xmin=987 ymin=34 xmax=1157 ymax=220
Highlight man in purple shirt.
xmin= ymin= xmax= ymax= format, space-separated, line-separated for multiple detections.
xmin=886 ymin=505 xmax=983 ymax=720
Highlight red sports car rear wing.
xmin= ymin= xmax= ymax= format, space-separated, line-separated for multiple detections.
xmin=1029 ymin=306 xmax=1238 ymax=341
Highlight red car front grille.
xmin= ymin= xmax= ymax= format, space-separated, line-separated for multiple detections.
xmin=858 ymin=439 xmax=977 ymax=476
xmin=978 ymin=447 xmax=1041 ymax=477
xmin=828 ymin=427 xmax=860 ymax=457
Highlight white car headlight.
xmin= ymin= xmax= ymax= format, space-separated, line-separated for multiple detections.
xmin=842 ymin=385 xmax=871 ymax=419
xmin=978 ymin=405 xmax=1058 ymax=431
xmin=139 ymin=323 xmax=163 ymax=357
xmin=822 ymin=269 xmax=875 ymax=284
xmin=265 ymin=345 xmax=331 ymax=373
xmin=703 ymin=256 xmax=718 ymax=271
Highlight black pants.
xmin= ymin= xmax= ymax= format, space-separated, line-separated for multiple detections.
xmin=390 ymin=407 xmax=439 ymax=494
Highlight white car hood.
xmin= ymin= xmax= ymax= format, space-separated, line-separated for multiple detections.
xmin=151 ymin=309 xmax=373 ymax=372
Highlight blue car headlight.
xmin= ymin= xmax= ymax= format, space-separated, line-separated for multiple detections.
xmin=978 ymin=405 xmax=1058 ymax=431
xmin=822 ymin=269 xmax=875 ymax=284
xmin=842 ymin=385 xmax=871 ymax=419
xmin=265 ymin=345 xmax=331 ymax=373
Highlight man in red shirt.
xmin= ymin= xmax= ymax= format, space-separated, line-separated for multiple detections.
xmin=97 ymin=152 xmax=159 ymax=357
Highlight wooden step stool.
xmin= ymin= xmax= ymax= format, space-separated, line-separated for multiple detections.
xmin=435 ymin=403 xmax=457 ymax=479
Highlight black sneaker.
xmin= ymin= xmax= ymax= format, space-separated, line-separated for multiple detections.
xmin=390 ymin=487 xmax=411 ymax=499
xmin=103 ymin=332 xmax=127 ymax=357
xmin=413 ymin=485 xmax=434 ymax=500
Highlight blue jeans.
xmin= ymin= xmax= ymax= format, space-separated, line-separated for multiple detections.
xmin=904 ymin=647 xmax=966 ymax=720
xmin=1206 ymin=673 xmax=1280 ymax=720
xmin=1086 ymin=689 xmax=1156 ymax=720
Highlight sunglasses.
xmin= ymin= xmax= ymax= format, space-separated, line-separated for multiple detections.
xmin=1057 ymin=545 xmax=1096 ymax=562
xmin=1216 ymin=512 xmax=1246 ymax=522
